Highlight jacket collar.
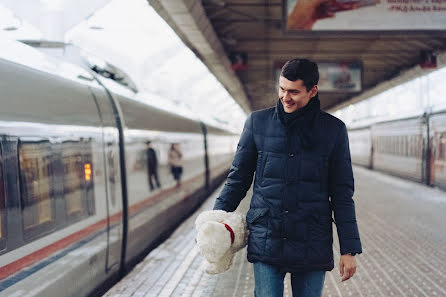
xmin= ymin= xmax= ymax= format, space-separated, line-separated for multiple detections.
xmin=274 ymin=94 xmax=321 ymax=149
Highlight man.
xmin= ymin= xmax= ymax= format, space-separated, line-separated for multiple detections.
xmin=214 ymin=59 xmax=362 ymax=297
xmin=146 ymin=141 xmax=161 ymax=190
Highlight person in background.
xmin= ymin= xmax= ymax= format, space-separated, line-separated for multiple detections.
xmin=168 ymin=143 xmax=183 ymax=187
xmin=213 ymin=58 xmax=362 ymax=297
xmin=146 ymin=141 xmax=161 ymax=191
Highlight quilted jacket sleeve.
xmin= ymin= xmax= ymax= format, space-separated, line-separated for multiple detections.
xmin=213 ymin=113 xmax=257 ymax=211
xmin=328 ymin=123 xmax=362 ymax=255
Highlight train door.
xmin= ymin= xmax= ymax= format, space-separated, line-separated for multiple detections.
xmin=90 ymin=87 xmax=123 ymax=273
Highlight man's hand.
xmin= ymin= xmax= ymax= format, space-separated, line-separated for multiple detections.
xmin=339 ymin=254 xmax=356 ymax=282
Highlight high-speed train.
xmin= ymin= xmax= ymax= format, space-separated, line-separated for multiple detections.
xmin=0 ymin=39 xmax=238 ymax=297
xmin=348 ymin=112 xmax=446 ymax=190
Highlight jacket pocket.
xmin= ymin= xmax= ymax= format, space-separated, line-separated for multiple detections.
xmin=308 ymin=214 xmax=333 ymax=263
xmin=246 ymin=208 xmax=269 ymax=255
xmin=246 ymin=208 xmax=269 ymax=225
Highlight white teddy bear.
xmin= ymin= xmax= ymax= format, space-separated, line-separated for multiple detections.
xmin=195 ymin=210 xmax=249 ymax=274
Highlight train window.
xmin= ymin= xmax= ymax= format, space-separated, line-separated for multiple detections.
xmin=408 ymin=136 xmax=412 ymax=157
xmin=413 ymin=136 xmax=416 ymax=157
xmin=403 ymin=135 xmax=408 ymax=156
xmin=406 ymin=136 xmax=409 ymax=156
xmin=399 ymin=136 xmax=403 ymax=156
xmin=388 ymin=136 xmax=393 ymax=155
xmin=62 ymin=140 xmax=95 ymax=221
xmin=19 ymin=140 xmax=55 ymax=239
xmin=402 ymin=136 xmax=405 ymax=156
xmin=0 ymin=143 xmax=6 ymax=250
xmin=439 ymin=133 xmax=446 ymax=161
xmin=414 ymin=136 xmax=418 ymax=157
xmin=417 ymin=135 xmax=422 ymax=157
xmin=107 ymin=149 xmax=117 ymax=207
xmin=398 ymin=136 xmax=402 ymax=156
xmin=401 ymin=136 xmax=404 ymax=156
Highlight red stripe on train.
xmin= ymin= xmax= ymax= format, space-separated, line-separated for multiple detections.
xmin=0 ymin=218 xmax=108 ymax=280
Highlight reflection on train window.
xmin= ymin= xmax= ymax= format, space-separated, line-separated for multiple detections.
xmin=62 ymin=140 xmax=95 ymax=221
xmin=19 ymin=141 xmax=55 ymax=238
xmin=107 ymin=149 xmax=116 ymax=206
xmin=0 ymin=143 xmax=6 ymax=250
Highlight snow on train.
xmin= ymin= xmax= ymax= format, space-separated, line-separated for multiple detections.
xmin=0 ymin=39 xmax=238 ymax=297
xmin=349 ymin=112 xmax=446 ymax=190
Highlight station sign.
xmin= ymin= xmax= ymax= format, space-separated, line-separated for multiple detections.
xmin=283 ymin=0 xmax=446 ymax=31
xmin=275 ymin=61 xmax=362 ymax=93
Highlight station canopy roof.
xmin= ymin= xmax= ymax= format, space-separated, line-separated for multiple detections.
xmin=147 ymin=0 xmax=446 ymax=112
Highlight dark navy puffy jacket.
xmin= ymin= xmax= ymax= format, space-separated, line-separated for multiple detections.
xmin=214 ymin=101 xmax=362 ymax=272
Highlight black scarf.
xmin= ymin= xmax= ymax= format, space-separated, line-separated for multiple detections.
xmin=276 ymin=94 xmax=321 ymax=149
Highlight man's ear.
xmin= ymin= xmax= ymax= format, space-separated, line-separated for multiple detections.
xmin=310 ymin=85 xmax=318 ymax=98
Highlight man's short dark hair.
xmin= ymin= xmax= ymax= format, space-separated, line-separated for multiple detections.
xmin=281 ymin=59 xmax=319 ymax=91
xmin=146 ymin=141 xmax=151 ymax=145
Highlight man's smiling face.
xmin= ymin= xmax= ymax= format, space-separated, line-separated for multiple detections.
xmin=278 ymin=76 xmax=318 ymax=113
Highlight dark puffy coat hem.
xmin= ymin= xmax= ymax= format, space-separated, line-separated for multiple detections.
xmin=247 ymin=253 xmax=334 ymax=272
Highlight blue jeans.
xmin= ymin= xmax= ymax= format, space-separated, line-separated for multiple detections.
xmin=253 ymin=262 xmax=325 ymax=297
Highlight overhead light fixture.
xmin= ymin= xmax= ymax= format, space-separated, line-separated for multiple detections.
xmin=221 ymin=36 xmax=237 ymax=46
xmin=3 ymin=26 xmax=18 ymax=31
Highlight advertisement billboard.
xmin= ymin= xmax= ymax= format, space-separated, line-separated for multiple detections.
xmin=284 ymin=0 xmax=446 ymax=31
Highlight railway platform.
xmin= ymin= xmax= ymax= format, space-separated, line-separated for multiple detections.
xmin=102 ymin=166 xmax=446 ymax=297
